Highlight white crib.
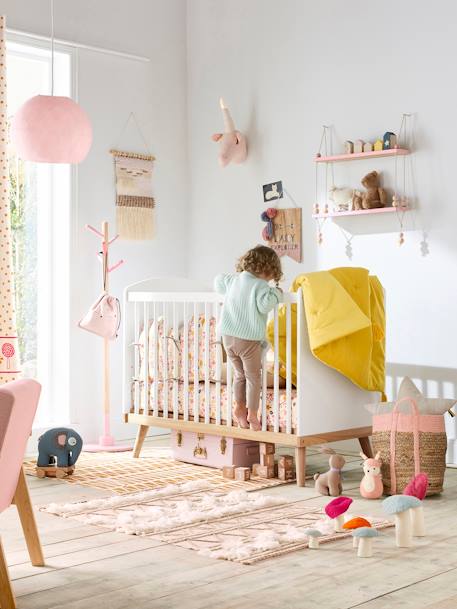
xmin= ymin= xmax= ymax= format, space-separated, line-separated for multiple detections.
xmin=122 ymin=277 xmax=378 ymax=485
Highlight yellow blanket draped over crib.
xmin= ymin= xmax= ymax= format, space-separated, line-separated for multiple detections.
xmin=267 ymin=267 xmax=385 ymax=396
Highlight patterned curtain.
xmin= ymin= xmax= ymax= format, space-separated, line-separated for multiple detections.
xmin=0 ymin=17 xmax=20 ymax=382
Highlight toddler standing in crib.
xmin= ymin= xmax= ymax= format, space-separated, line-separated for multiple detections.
xmin=214 ymin=245 xmax=283 ymax=431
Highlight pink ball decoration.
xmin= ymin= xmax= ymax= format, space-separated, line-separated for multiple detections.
xmin=11 ymin=95 xmax=92 ymax=164
xmin=266 ymin=207 xmax=277 ymax=219
xmin=403 ymin=472 xmax=428 ymax=500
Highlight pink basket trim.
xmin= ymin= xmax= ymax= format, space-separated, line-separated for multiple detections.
xmin=373 ymin=413 xmax=445 ymax=434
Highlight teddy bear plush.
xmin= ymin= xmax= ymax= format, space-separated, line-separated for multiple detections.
xmin=314 ymin=447 xmax=345 ymax=496
xmin=328 ymin=186 xmax=354 ymax=212
xmin=356 ymin=170 xmax=388 ymax=209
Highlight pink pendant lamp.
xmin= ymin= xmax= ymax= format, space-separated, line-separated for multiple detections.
xmin=11 ymin=0 xmax=92 ymax=164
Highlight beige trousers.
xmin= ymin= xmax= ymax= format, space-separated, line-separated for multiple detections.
xmin=223 ymin=336 xmax=262 ymax=412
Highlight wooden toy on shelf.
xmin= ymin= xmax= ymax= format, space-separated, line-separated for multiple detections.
xmin=222 ymin=465 xmax=236 ymax=479
xmin=36 ymin=465 xmax=74 ymax=479
xmin=344 ymin=140 xmax=354 ymax=154
xmin=260 ymin=453 xmax=275 ymax=467
xmin=260 ymin=442 xmax=275 ymax=455
xmin=373 ymin=139 xmax=383 ymax=151
xmin=278 ymin=454 xmax=295 ymax=481
xmin=354 ymin=139 xmax=365 ymax=153
xmin=363 ymin=142 xmax=373 ymax=152
xmin=256 ymin=464 xmax=275 ymax=478
xmin=383 ymin=131 xmax=397 ymax=149
xmin=235 ymin=466 xmax=251 ymax=481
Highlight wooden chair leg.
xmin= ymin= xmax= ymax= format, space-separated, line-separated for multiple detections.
xmin=0 ymin=536 xmax=16 ymax=609
xmin=133 ymin=424 xmax=149 ymax=458
xmin=295 ymin=446 xmax=306 ymax=487
xmin=12 ymin=468 xmax=44 ymax=567
xmin=359 ymin=436 xmax=373 ymax=458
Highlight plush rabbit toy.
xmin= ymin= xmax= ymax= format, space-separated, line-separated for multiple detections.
xmin=314 ymin=447 xmax=345 ymax=496
xmin=359 ymin=451 xmax=384 ymax=499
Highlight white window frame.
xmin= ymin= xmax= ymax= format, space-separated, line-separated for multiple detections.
xmin=6 ymin=33 xmax=75 ymax=429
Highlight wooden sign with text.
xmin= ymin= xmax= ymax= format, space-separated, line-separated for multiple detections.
xmin=270 ymin=208 xmax=302 ymax=262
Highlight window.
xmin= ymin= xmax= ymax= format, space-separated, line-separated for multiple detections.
xmin=6 ymin=37 xmax=71 ymax=427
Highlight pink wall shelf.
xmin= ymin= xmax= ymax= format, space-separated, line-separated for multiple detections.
xmin=315 ymin=148 xmax=410 ymax=163
xmin=312 ymin=206 xmax=409 ymax=219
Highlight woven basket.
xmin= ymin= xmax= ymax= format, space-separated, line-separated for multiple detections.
xmin=372 ymin=397 xmax=447 ymax=496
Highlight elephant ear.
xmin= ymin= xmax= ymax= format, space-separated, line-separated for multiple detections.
xmin=57 ymin=433 xmax=67 ymax=447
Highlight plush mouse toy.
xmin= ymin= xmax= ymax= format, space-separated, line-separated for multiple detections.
xmin=211 ymin=98 xmax=247 ymax=167
xmin=355 ymin=170 xmax=388 ymax=209
xmin=314 ymin=447 xmax=345 ymax=496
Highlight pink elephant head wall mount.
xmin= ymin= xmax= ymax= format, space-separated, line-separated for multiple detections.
xmin=211 ymin=98 xmax=248 ymax=168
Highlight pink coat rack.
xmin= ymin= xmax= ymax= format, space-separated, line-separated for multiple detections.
xmin=83 ymin=221 xmax=131 ymax=453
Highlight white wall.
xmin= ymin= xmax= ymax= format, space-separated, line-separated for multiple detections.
xmin=186 ymin=0 xmax=457 ymax=452
xmin=4 ymin=0 xmax=189 ymax=441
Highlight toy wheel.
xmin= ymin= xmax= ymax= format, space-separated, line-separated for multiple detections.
xmin=36 ymin=468 xmax=46 ymax=479
xmin=67 ymin=467 xmax=75 ymax=476
xmin=55 ymin=469 xmax=66 ymax=479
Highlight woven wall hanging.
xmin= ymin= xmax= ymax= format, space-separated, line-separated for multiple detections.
xmin=110 ymin=149 xmax=156 ymax=240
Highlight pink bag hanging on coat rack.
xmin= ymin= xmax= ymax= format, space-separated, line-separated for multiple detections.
xmin=78 ymin=221 xmax=130 ymax=452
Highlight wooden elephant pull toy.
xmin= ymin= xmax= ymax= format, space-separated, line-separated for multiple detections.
xmin=211 ymin=97 xmax=247 ymax=167
xmin=35 ymin=427 xmax=83 ymax=479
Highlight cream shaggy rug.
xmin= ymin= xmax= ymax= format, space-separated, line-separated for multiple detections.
xmin=41 ymin=481 xmax=393 ymax=564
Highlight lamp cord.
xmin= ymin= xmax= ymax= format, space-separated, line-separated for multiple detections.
xmin=50 ymin=0 xmax=54 ymax=96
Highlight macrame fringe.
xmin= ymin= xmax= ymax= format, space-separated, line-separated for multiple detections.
xmin=117 ymin=206 xmax=154 ymax=240
xmin=109 ymin=149 xmax=156 ymax=162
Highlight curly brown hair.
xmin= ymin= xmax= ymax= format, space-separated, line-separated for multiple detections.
xmin=236 ymin=245 xmax=283 ymax=283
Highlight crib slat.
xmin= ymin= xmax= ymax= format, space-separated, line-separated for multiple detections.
xmin=261 ymin=340 xmax=268 ymax=432
xmin=163 ymin=303 xmax=169 ymax=419
xmin=273 ymin=306 xmax=279 ymax=433
xmin=152 ymin=302 xmax=158 ymax=417
xmin=143 ymin=302 xmax=149 ymax=415
xmin=133 ymin=302 xmax=140 ymax=414
xmin=215 ymin=301 xmax=222 ymax=425
xmin=286 ymin=302 xmax=292 ymax=434
xmin=296 ymin=290 xmax=303 ymax=436
xmin=204 ymin=302 xmax=210 ymax=424
xmin=226 ymin=356 xmax=232 ymax=427
xmin=173 ymin=302 xmax=179 ymax=419
xmin=193 ymin=303 xmax=199 ymax=422
xmin=183 ymin=302 xmax=189 ymax=421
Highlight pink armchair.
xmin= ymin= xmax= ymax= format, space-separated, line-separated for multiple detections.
xmin=0 ymin=379 xmax=44 ymax=609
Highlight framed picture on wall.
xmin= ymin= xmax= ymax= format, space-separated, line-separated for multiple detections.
xmin=263 ymin=180 xmax=283 ymax=203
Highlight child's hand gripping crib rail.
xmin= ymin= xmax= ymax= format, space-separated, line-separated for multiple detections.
xmin=122 ymin=278 xmax=377 ymax=486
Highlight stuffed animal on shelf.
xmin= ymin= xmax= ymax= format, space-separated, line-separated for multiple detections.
xmin=355 ymin=170 xmax=388 ymax=209
xmin=328 ymin=186 xmax=356 ymax=212
xmin=314 ymin=447 xmax=345 ymax=496
xmin=359 ymin=451 xmax=383 ymax=499
xmin=211 ymin=97 xmax=247 ymax=167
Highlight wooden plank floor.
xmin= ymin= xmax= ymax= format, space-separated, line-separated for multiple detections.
xmin=2 ymin=439 xmax=457 ymax=609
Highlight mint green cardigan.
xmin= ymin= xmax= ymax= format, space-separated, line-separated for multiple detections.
xmin=214 ymin=271 xmax=283 ymax=341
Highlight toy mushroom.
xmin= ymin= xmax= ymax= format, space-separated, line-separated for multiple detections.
xmin=352 ymin=527 xmax=379 ymax=558
xmin=304 ymin=528 xmax=322 ymax=549
xmin=406 ymin=496 xmax=425 ymax=537
xmin=324 ymin=496 xmax=353 ymax=532
xmin=343 ymin=517 xmax=371 ymax=547
xmin=382 ymin=495 xmax=418 ymax=547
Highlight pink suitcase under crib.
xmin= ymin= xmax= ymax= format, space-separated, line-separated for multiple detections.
xmin=171 ymin=430 xmax=260 ymax=468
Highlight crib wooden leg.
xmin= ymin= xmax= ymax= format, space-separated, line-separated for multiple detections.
xmin=295 ymin=446 xmax=306 ymax=487
xmin=133 ymin=424 xmax=149 ymax=458
xmin=359 ymin=436 xmax=373 ymax=458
